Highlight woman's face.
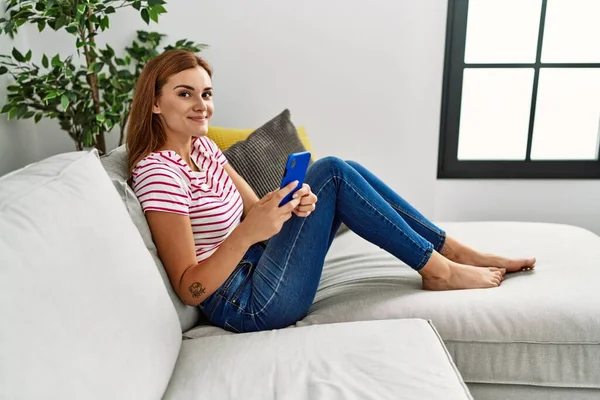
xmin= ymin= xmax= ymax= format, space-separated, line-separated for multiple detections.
xmin=153 ymin=66 xmax=214 ymax=138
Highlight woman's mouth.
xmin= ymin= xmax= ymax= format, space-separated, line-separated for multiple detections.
xmin=188 ymin=116 xmax=207 ymax=124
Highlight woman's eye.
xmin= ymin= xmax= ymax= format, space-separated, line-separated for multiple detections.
xmin=179 ymin=91 xmax=191 ymax=98
xmin=202 ymin=91 xmax=213 ymax=99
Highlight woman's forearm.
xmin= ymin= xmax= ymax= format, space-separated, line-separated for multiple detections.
xmin=178 ymin=222 xmax=253 ymax=306
xmin=240 ymin=187 xmax=259 ymax=219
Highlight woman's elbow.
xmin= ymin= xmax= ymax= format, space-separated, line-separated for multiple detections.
xmin=176 ymin=265 xmax=210 ymax=307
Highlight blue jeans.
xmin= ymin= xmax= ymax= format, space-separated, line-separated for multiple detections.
xmin=199 ymin=157 xmax=446 ymax=333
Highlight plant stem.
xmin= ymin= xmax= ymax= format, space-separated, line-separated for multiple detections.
xmin=81 ymin=7 xmax=106 ymax=154
xmin=119 ymin=110 xmax=129 ymax=146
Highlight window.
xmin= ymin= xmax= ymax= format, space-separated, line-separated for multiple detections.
xmin=439 ymin=0 xmax=600 ymax=179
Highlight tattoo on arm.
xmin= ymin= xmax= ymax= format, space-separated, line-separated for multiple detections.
xmin=189 ymin=282 xmax=206 ymax=298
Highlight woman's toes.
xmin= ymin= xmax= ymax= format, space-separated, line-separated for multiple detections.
xmin=521 ymin=259 xmax=536 ymax=271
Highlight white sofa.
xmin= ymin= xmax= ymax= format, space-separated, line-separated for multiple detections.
xmin=1 ymin=149 xmax=598 ymax=399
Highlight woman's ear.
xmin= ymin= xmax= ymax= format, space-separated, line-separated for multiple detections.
xmin=152 ymin=102 xmax=160 ymax=114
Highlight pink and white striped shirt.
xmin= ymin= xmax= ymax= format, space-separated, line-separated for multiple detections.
xmin=131 ymin=136 xmax=243 ymax=262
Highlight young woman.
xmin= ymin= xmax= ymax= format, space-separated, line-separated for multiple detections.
xmin=127 ymin=50 xmax=535 ymax=333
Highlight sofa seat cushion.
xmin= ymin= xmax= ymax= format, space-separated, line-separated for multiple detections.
xmin=296 ymin=222 xmax=600 ymax=390
xmin=164 ymin=319 xmax=473 ymax=400
xmin=0 ymin=150 xmax=181 ymax=400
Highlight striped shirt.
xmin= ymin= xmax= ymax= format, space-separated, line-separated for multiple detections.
xmin=131 ymin=136 xmax=243 ymax=262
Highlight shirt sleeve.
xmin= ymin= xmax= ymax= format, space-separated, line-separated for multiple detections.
xmin=131 ymin=164 xmax=190 ymax=216
xmin=200 ymin=136 xmax=228 ymax=166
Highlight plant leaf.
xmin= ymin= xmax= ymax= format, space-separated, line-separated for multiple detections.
xmin=0 ymin=66 xmax=8 ymax=75
xmin=65 ymin=24 xmax=78 ymax=34
xmin=148 ymin=7 xmax=159 ymax=23
xmin=44 ymin=91 xmax=58 ymax=101
xmin=41 ymin=54 xmax=49 ymax=68
xmin=61 ymin=94 xmax=69 ymax=109
xmin=34 ymin=113 xmax=43 ymax=123
xmin=12 ymin=47 xmax=25 ymax=62
xmin=0 ymin=104 xmax=12 ymax=114
xmin=51 ymin=54 xmax=62 ymax=67
xmin=16 ymin=105 xmax=27 ymax=118
xmin=54 ymin=15 xmax=67 ymax=30
xmin=141 ymin=8 xmax=150 ymax=24
xmin=96 ymin=114 xmax=106 ymax=122
xmin=152 ymin=4 xmax=166 ymax=14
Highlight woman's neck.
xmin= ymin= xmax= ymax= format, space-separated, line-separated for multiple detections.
xmin=159 ymin=136 xmax=198 ymax=171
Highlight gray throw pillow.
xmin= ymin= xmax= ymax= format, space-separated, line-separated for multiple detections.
xmin=223 ymin=109 xmax=349 ymax=237
xmin=223 ymin=109 xmax=309 ymax=198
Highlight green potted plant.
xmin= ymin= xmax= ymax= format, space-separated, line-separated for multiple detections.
xmin=0 ymin=0 xmax=207 ymax=153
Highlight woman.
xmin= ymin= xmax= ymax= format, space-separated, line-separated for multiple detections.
xmin=127 ymin=50 xmax=535 ymax=333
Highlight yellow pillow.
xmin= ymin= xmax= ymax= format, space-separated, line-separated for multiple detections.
xmin=207 ymin=125 xmax=314 ymax=158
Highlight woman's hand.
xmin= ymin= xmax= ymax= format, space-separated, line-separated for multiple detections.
xmin=238 ymin=181 xmax=302 ymax=244
xmin=292 ymin=183 xmax=318 ymax=218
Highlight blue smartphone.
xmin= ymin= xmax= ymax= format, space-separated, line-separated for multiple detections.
xmin=279 ymin=151 xmax=312 ymax=206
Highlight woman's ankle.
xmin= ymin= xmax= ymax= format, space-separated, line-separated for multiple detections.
xmin=441 ymin=237 xmax=474 ymax=264
xmin=418 ymin=251 xmax=451 ymax=280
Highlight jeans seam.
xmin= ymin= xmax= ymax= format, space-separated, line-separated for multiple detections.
xmin=206 ymin=261 xmax=249 ymax=318
xmin=338 ymin=178 xmax=429 ymax=256
xmin=224 ymin=321 xmax=241 ymax=333
xmin=435 ymin=231 xmax=447 ymax=253
xmin=388 ymin=201 xmax=445 ymax=241
xmin=414 ymin=245 xmax=434 ymax=271
xmin=221 ymin=263 xmax=245 ymax=293
xmin=224 ymin=266 xmax=252 ymax=311
xmin=231 ymin=262 xmax=252 ymax=300
xmin=245 ymin=176 xmax=337 ymax=318
xmin=395 ymin=205 xmax=446 ymax=253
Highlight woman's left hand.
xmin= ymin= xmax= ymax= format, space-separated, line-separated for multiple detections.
xmin=292 ymin=183 xmax=317 ymax=217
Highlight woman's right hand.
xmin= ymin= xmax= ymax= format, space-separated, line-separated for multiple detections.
xmin=239 ymin=181 xmax=302 ymax=244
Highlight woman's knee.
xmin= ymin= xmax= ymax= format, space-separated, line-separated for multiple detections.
xmin=344 ymin=160 xmax=359 ymax=169
xmin=310 ymin=156 xmax=347 ymax=173
xmin=306 ymin=157 xmax=360 ymax=187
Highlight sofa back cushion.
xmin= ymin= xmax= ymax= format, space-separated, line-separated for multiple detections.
xmin=0 ymin=150 xmax=181 ymax=400
xmin=100 ymin=145 xmax=203 ymax=332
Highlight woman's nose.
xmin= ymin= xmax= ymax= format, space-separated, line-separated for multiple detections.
xmin=194 ymin=99 xmax=208 ymax=112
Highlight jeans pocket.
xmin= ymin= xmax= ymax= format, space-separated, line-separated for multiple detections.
xmin=204 ymin=264 xmax=245 ymax=320
xmin=229 ymin=261 xmax=252 ymax=306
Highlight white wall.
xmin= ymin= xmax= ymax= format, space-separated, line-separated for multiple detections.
xmin=1 ymin=0 xmax=598 ymax=234
xmin=0 ymin=7 xmax=40 ymax=173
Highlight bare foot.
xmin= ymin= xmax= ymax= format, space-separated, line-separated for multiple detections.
xmin=471 ymin=253 xmax=536 ymax=273
xmin=441 ymin=237 xmax=536 ymax=273
xmin=419 ymin=252 xmax=504 ymax=291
